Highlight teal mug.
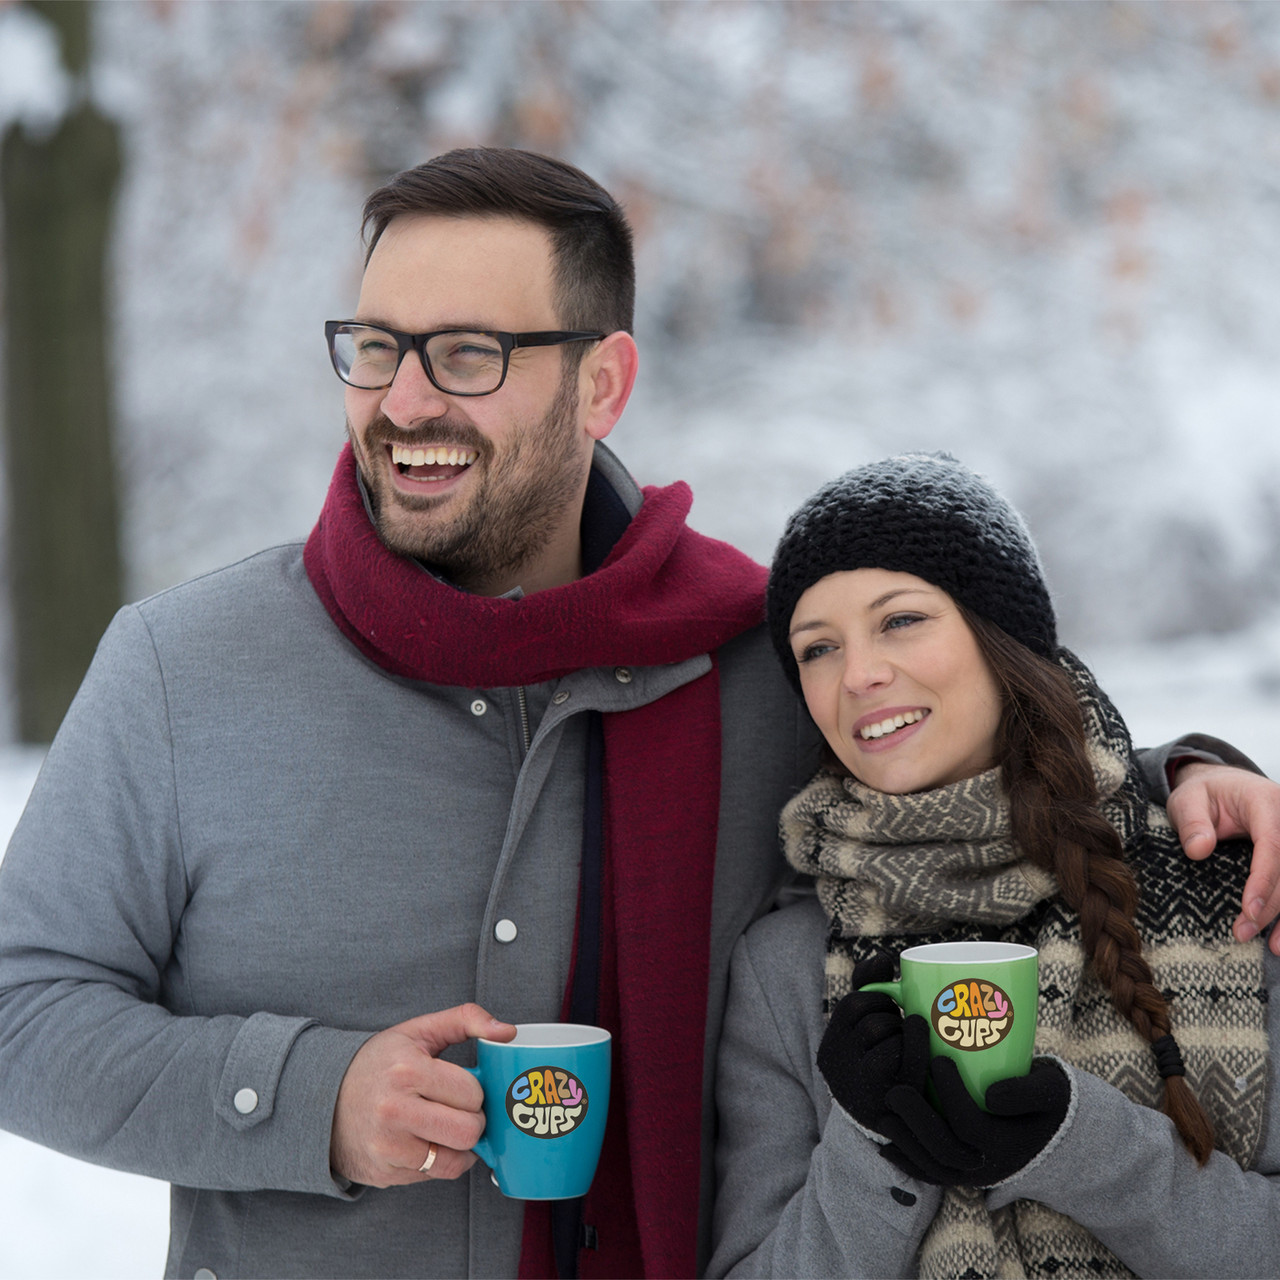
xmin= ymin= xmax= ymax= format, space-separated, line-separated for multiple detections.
xmin=466 ymin=1023 xmax=611 ymax=1200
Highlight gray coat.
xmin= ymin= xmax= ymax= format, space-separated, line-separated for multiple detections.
xmin=0 ymin=450 xmax=819 ymax=1279
xmin=708 ymin=895 xmax=1280 ymax=1279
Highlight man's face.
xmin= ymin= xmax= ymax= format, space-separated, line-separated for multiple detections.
xmin=344 ymin=215 xmax=593 ymax=595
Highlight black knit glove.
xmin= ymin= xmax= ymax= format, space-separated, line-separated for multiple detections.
xmin=816 ymin=952 xmax=931 ymax=1141
xmin=881 ymin=1055 xmax=1071 ymax=1188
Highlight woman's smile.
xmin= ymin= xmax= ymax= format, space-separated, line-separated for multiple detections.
xmin=852 ymin=706 xmax=930 ymax=745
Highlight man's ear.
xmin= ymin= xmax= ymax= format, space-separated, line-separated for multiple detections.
xmin=579 ymin=331 xmax=639 ymax=442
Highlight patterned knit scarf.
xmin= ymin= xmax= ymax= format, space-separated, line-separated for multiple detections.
xmin=782 ymin=650 xmax=1267 ymax=1279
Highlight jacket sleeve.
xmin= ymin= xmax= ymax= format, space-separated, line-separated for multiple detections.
xmin=1136 ymin=734 xmax=1266 ymax=803
xmin=987 ymin=1062 xmax=1280 ymax=1278
xmin=706 ymin=920 xmax=941 ymax=1278
xmin=0 ymin=605 xmax=372 ymax=1195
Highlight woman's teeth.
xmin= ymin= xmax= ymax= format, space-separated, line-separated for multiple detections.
xmin=859 ymin=709 xmax=927 ymax=740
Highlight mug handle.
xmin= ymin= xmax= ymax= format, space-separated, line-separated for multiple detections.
xmin=859 ymin=980 xmax=902 ymax=1005
xmin=463 ymin=1065 xmax=496 ymax=1167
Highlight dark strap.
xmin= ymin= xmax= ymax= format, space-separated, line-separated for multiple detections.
xmin=1152 ymin=1033 xmax=1187 ymax=1079
xmin=569 ymin=711 xmax=605 ymax=1028
xmin=552 ymin=711 xmax=605 ymax=1279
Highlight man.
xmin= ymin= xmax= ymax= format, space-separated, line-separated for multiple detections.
xmin=0 ymin=149 xmax=1277 ymax=1280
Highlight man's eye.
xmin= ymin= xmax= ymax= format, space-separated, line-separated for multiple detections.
xmin=439 ymin=337 xmax=501 ymax=361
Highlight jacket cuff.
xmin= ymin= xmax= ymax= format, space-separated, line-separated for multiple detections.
xmin=1139 ymin=733 xmax=1265 ymax=802
xmin=219 ymin=1018 xmax=374 ymax=1198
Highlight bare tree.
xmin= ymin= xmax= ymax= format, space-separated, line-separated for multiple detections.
xmin=2 ymin=0 xmax=122 ymax=743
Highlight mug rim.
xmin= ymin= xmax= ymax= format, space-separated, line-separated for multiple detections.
xmin=899 ymin=941 xmax=1037 ymax=965
xmin=479 ymin=1022 xmax=612 ymax=1048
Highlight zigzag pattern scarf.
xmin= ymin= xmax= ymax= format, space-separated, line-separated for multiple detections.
xmin=305 ymin=445 xmax=769 ymax=1278
xmin=782 ymin=650 xmax=1267 ymax=1279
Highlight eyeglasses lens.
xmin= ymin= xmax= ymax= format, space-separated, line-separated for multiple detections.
xmin=331 ymin=325 xmax=506 ymax=393
xmin=424 ymin=332 xmax=505 ymax=393
xmin=331 ymin=326 xmax=398 ymax=389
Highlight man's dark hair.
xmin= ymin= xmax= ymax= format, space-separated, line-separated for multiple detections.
xmin=361 ymin=148 xmax=635 ymax=337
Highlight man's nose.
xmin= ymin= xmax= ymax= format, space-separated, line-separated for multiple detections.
xmin=378 ymin=350 xmax=451 ymax=428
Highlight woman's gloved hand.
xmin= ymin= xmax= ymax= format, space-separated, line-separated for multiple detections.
xmin=880 ymin=1055 xmax=1071 ymax=1187
xmin=816 ymin=952 xmax=933 ymax=1142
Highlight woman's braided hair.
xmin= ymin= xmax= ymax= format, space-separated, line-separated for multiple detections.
xmin=963 ymin=607 xmax=1216 ymax=1165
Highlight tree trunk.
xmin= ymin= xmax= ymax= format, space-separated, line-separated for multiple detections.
xmin=2 ymin=1 xmax=123 ymax=743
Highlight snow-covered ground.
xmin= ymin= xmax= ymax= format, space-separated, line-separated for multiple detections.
xmin=1 ymin=634 xmax=1279 ymax=1276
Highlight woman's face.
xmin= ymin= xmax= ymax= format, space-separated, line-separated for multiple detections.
xmin=788 ymin=568 xmax=1003 ymax=794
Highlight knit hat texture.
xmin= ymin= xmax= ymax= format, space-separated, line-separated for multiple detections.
xmin=767 ymin=453 xmax=1056 ymax=692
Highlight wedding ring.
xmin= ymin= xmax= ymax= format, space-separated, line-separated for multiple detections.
xmin=418 ymin=1143 xmax=438 ymax=1174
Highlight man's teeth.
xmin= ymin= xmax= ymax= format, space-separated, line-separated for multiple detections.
xmin=860 ymin=710 xmax=927 ymax=740
xmin=390 ymin=444 xmax=478 ymax=468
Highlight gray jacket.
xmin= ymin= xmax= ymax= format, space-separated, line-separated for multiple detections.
xmin=708 ymin=895 xmax=1280 ymax=1279
xmin=0 ymin=451 xmax=818 ymax=1279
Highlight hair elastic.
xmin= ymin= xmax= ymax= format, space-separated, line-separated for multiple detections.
xmin=1152 ymin=1033 xmax=1186 ymax=1079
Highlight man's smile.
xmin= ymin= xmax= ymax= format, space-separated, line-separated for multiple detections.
xmin=386 ymin=442 xmax=479 ymax=488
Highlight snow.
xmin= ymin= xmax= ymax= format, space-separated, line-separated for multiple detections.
xmin=0 ymin=1131 xmax=168 ymax=1278
xmin=37 ymin=0 xmax=1275 ymax=659
xmin=0 ymin=4 xmax=71 ymax=136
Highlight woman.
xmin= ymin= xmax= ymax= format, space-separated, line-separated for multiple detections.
xmin=707 ymin=453 xmax=1277 ymax=1279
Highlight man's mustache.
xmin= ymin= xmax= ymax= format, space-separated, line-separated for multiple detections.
xmin=359 ymin=413 xmax=491 ymax=457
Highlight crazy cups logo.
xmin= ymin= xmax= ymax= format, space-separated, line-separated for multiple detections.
xmin=505 ymin=1066 xmax=588 ymax=1139
xmin=931 ymin=978 xmax=1014 ymax=1051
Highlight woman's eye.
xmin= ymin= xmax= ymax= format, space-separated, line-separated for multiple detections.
xmin=883 ymin=612 xmax=926 ymax=632
xmin=797 ymin=642 xmax=836 ymax=663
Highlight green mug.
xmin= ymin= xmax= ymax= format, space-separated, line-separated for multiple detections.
xmin=860 ymin=941 xmax=1038 ymax=1110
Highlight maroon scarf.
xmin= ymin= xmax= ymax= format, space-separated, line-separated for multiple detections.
xmin=304 ymin=446 xmax=768 ymax=1277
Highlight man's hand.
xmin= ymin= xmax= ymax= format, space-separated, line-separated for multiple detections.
xmin=1168 ymin=762 xmax=1280 ymax=953
xmin=330 ymin=1003 xmax=516 ymax=1187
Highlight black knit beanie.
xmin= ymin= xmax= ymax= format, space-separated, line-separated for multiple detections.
xmin=767 ymin=453 xmax=1057 ymax=694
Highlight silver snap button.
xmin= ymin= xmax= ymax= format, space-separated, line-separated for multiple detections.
xmin=494 ymin=919 xmax=518 ymax=943
xmin=470 ymin=699 xmax=487 ymax=716
xmin=195 ymin=1269 xmax=218 ymax=1279
xmin=1236 ymin=1076 xmax=1248 ymax=1092
xmin=552 ymin=690 xmax=570 ymax=705
xmin=614 ymin=667 xmax=633 ymax=683
xmin=233 ymin=1088 xmax=259 ymax=1115
xmin=491 ymin=1171 xmax=500 ymax=1188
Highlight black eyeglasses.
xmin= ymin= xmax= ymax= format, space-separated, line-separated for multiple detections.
xmin=324 ymin=321 xmax=605 ymax=396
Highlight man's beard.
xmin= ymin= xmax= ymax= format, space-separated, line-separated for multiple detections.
xmin=351 ymin=369 xmax=584 ymax=592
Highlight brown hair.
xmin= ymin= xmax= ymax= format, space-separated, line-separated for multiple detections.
xmin=360 ymin=148 xmax=635 ymax=346
xmin=962 ymin=608 xmax=1216 ymax=1164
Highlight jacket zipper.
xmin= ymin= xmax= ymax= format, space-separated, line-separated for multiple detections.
xmin=517 ymin=686 xmax=531 ymax=754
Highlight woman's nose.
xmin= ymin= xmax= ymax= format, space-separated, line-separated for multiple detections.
xmin=840 ymin=645 xmax=892 ymax=697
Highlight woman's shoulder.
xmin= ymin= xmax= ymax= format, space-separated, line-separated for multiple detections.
xmin=741 ymin=892 xmax=828 ymax=963
xmin=1134 ymin=805 xmax=1253 ymax=942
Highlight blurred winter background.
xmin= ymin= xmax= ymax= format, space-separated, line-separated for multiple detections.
xmin=2 ymin=0 xmax=1280 ymax=1273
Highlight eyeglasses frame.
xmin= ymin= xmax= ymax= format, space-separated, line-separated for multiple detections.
xmin=324 ymin=320 xmax=607 ymax=396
